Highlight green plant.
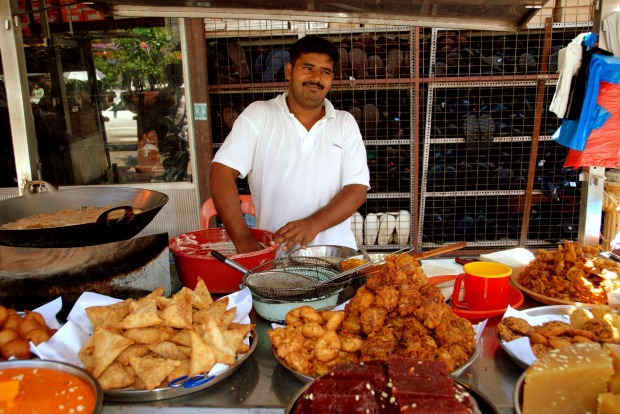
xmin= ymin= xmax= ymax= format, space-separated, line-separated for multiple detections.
xmin=95 ymin=27 xmax=181 ymax=92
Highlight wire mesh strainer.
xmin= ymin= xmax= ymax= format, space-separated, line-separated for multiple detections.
xmin=243 ymin=256 xmax=345 ymax=301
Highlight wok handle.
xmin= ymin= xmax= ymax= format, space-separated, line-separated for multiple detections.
xmin=96 ymin=206 xmax=135 ymax=224
xmin=211 ymin=250 xmax=251 ymax=274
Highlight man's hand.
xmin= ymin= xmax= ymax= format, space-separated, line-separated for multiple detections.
xmin=274 ymin=218 xmax=321 ymax=251
xmin=235 ymin=237 xmax=268 ymax=254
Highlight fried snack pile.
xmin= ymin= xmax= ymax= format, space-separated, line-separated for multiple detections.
xmin=268 ymin=254 xmax=476 ymax=377
xmin=498 ymin=306 xmax=620 ymax=358
xmin=78 ymin=280 xmax=255 ymax=391
xmin=0 ymin=306 xmax=57 ymax=360
xmin=518 ymin=240 xmax=620 ymax=304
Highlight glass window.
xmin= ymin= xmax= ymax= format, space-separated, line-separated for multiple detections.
xmin=6 ymin=18 xmax=190 ymax=187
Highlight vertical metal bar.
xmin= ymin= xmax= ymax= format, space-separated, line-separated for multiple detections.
xmin=519 ymin=17 xmax=553 ymax=246
xmin=1 ymin=0 xmax=39 ymax=191
xmin=412 ymin=27 xmax=419 ymax=251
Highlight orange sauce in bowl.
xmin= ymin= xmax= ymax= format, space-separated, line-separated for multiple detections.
xmin=0 ymin=367 xmax=97 ymax=414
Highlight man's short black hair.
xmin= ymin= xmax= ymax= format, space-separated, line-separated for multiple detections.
xmin=289 ymin=35 xmax=339 ymax=67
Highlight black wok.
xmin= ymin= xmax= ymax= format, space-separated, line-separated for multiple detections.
xmin=0 ymin=181 xmax=168 ymax=248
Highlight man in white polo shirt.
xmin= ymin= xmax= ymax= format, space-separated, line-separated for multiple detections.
xmin=210 ymin=35 xmax=370 ymax=254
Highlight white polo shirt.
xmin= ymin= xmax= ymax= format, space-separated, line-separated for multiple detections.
xmin=212 ymin=93 xmax=370 ymax=249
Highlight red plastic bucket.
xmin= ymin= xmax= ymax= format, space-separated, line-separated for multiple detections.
xmin=170 ymin=228 xmax=278 ymax=292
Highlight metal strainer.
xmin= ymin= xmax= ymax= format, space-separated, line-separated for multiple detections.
xmin=211 ymin=251 xmax=345 ymax=301
xmin=244 ymin=256 xmax=345 ymax=300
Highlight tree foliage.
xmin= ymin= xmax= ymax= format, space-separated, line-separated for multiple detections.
xmin=96 ymin=27 xmax=181 ymax=91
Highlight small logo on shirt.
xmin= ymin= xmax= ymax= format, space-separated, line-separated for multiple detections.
xmin=333 ymin=143 xmax=342 ymax=149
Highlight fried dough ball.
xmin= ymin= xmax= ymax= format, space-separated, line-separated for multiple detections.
xmin=16 ymin=317 xmax=44 ymax=338
xmin=3 ymin=314 xmax=22 ymax=332
xmin=23 ymin=311 xmax=46 ymax=326
xmin=315 ymin=331 xmax=341 ymax=362
xmin=23 ymin=328 xmax=50 ymax=346
xmin=0 ymin=329 xmax=19 ymax=348
xmin=1 ymin=337 xmax=31 ymax=359
xmin=284 ymin=351 xmax=312 ymax=374
xmin=0 ymin=306 xmax=8 ymax=327
xmin=302 ymin=322 xmax=326 ymax=339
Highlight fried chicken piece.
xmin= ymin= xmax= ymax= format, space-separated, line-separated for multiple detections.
xmin=414 ymin=299 xmax=448 ymax=330
xmin=433 ymin=312 xmax=476 ymax=355
xmin=419 ymin=283 xmax=447 ymax=304
xmin=397 ymin=283 xmax=422 ymax=316
xmin=345 ymin=286 xmax=375 ymax=313
xmin=360 ymin=328 xmax=397 ymax=361
xmin=360 ymin=306 xmax=388 ymax=335
xmin=374 ymin=286 xmax=399 ymax=313
xmin=340 ymin=313 xmax=362 ymax=335
xmin=436 ymin=344 xmax=470 ymax=372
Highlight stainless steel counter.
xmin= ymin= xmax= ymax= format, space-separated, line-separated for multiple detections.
xmin=101 ymin=290 xmax=535 ymax=414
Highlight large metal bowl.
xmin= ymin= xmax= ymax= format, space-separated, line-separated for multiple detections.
xmin=287 ymin=245 xmax=359 ymax=266
xmin=0 ymin=181 xmax=168 ymax=248
xmin=0 ymin=359 xmax=102 ymax=413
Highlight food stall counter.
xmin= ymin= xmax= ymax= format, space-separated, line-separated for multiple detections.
xmin=101 ymin=304 xmax=528 ymax=414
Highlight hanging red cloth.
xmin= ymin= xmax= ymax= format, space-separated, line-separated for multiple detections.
xmin=564 ymin=80 xmax=620 ymax=167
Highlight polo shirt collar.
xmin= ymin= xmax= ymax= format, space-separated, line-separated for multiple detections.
xmin=276 ymin=93 xmax=336 ymax=119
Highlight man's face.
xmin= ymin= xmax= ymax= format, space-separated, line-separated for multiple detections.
xmin=285 ymin=52 xmax=334 ymax=109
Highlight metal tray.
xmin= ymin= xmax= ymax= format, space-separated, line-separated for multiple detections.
xmin=103 ymin=329 xmax=257 ymax=402
xmin=284 ymin=374 xmax=501 ymax=414
xmin=272 ymin=341 xmax=480 ymax=383
xmin=497 ymin=305 xmax=614 ymax=369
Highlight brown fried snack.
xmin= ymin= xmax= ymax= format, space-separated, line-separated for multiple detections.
xmin=270 ymin=254 xmax=476 ymax=377
xmin=531 ymin=343 xmax=552 ymax=358
xmin=532 ymin=320 xmax=572 ymax=338
xmin=502 ymin=316 xmax=532 ymax=336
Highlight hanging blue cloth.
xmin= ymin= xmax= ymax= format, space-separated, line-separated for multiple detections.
xmin=555 ymin=53 xmax=620 ymax=150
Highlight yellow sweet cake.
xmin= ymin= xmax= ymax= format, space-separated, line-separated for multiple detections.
xmin=604 ymin=343 xmax=620 ymax=394
xmin=598 ymin=393 xmax=620 ymax=414
xmin=522 ymin=342 xmax=614 ymax=414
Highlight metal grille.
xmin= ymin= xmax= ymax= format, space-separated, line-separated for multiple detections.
xmin=206 ymin=1 xmax=593 ymax=252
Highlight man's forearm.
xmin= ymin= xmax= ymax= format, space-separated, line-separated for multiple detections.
xmin=308 ymin=184 xmax=368 ymax=233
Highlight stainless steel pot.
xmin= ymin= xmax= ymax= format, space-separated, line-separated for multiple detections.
xmin=0 ymin=181 xmax=168 ymax=248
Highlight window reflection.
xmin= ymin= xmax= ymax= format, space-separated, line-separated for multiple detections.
xmin=2 ymin=19 xmax=190 ymax=187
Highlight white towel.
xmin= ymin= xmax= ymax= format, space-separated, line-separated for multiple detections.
xmin=549 ymin=33 xmax=589 ymax=118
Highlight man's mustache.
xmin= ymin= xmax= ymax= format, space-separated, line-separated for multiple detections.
xmin=303 ymin=81 xmax=324 ymax=89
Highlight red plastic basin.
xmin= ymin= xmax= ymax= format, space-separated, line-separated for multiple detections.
xmin=170 ymin=228 xmax=278 ymax=292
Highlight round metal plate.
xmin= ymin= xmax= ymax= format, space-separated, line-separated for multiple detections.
xmin=283 ymin=371 xmax=501 ymax=414
xmin=497 ymin=305 xmax=618 ymax=369
xmin=103 ymin=329 xmax=257 ymax=402
xmin=511 ymin=270 xmax=597 ymax=307
xmin=272 ymin=341 xmax=480 ymax=382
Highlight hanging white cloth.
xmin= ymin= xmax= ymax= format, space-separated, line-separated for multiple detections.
xmin=603 ymin=10 xmax=620 ymax=58
xmin=549 ymin=33 xmax=589 ymax=118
